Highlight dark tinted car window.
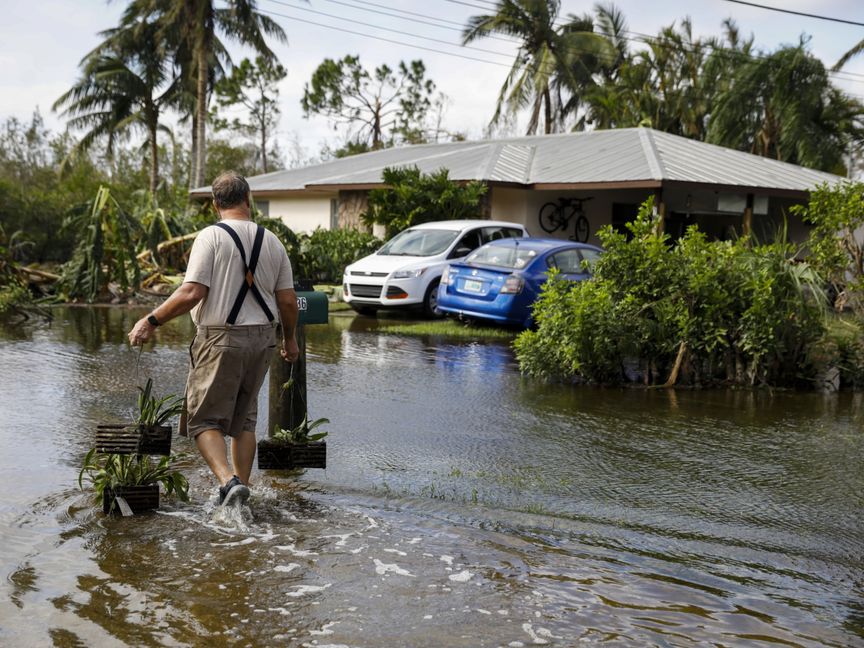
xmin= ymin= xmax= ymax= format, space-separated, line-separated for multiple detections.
xmin=448 ymin=229 xmax=483 ymax=258
xmin=481 ymin=226 xmax=523 ymax=243
xmin=579 ymin=248 xmax=602 ymax=271
xmin=547 ymin=249 xmax=584 ymax=273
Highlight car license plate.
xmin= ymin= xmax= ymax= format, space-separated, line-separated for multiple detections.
xmin=463 ymin=279 xmax=482 ymax=293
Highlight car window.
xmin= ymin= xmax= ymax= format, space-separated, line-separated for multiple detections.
xmin=481 ymin=226 xmax=524 ymax=244
xmin=579 ymin=249 xmax=602 ymax=272
xmin=378 ymin=229 xmax=459 ymax=256
xmin=467 ymin=244 xmax=539 ymax=269
xmin=547 ymin=249 xmax=585 ymax=273
xmin=448 ymin=229 xmax=483 ymax=258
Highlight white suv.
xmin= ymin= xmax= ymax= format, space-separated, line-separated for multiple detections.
xmin=343 ymin=220 xmax=528 ymax=316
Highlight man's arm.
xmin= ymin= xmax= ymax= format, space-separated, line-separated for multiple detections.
xmin=275 ymin=287 xmax=300 ymax=363
xmin=128 ymin=282 xmax=208 ymax=346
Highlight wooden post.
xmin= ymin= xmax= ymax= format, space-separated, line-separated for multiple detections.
xmin=268 ymin=324 xmax=307 ymax=436
xmin=742 ymin=193 xmax=754 ymax=238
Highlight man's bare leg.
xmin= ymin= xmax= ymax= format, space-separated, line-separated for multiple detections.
xmin=195 ymin=429 xmax=234 ymax=486
xmin=230 ymin=430 xmax=257 ymax=486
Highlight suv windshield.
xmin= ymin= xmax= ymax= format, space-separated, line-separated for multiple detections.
xmin=378 ymin=229 xmax=459 ymax=257
xmin=466 ymin=244 xmax=539 ymax=269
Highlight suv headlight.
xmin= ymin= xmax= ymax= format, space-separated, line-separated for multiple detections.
xmin=392 ymin=267 xmax=427 ymax=279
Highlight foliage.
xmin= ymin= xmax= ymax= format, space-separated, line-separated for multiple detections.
xmin=211 ymin=56 xmax=287 ymax=173
xmin=791 ymin=181 xmax=864 ymax=312
xmin=515 ymin=198 xmax=828 ymax=386
xmin=463 ymin=0 xmax=614 ymax=135
xmin=0 ymin=225 xmax=32 ymax=314
xmin=297 ymin=227 xmax=381 ymax=283
xmin=60 ymin=186 xmax=141 ymax=302
xmin=362 ymin=166 xmax=487 ymax=238
xmin=135 ymin=377 xmax=184 ymax=427
xmin=708 ymin=45 xmax=863 ymax=173
xmin=54 ymin=10 xmax=182 ymax=194
xmin=124 ymin=0 xmax=287 ymax=188
xmin=78 ymin=449 xmax=190 ymax=508
xmin=302 ymin=55 xmax=442 ymax=149
xmin=272 ymin=416 xmax=329 ymax=445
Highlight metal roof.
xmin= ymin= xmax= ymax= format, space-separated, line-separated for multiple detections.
xmin=191 ymin=127 xmax=845 ymax=196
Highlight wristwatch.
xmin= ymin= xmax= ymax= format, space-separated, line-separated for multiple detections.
xmin=147 ymin=314 xmax=160 ymax=327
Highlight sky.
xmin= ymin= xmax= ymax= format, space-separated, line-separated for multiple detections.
xmin=1 ymin=0 xmax=862 ymax=165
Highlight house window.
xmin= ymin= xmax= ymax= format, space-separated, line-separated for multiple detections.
xmin=256 ymin=200 xmax=270 ymax=217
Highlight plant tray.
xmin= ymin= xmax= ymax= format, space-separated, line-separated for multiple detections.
xmin=257 ymin=440 xmax=326 ymax=470
xmin=96 ymin=424 xmax=172 ymax=456
xmin=103 ymin=484 xmax=159 ymax=515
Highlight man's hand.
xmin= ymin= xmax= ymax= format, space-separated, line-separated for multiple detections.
xmin=128 ymin=317 xmax=155 ymax=346
xmin=281 ymin=336 xmax=300 ymax=363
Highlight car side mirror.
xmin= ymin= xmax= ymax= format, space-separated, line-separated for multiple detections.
xmin=454 ymin=246 xmax=472 ymax=257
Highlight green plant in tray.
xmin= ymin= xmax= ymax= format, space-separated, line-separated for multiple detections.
xmin=135 ymin=377 xmax=184 ymax=426
xmin=271 ymin=377 xmax=329 ymax=444
xmin=78 ymin=450 xmax=190 ymax=507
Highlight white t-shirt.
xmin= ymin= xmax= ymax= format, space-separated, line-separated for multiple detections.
xmin=184 ymin=219 xmax=294 ymax=326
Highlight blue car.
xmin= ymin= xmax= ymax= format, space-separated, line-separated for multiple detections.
xmin=437 ymin=238 xmax=602 ymax=328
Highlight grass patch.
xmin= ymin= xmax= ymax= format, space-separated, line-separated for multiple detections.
xmin=377 ymin=319 xmax=516 ymax=340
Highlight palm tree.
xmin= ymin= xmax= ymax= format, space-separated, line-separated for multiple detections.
xmin=132 ymin=0 xmax=286 ymax=188
xmin=708 ymin=45 xmax=863 ymax=173
xmin=834 ymin=37 xmax=864 ymax=71
xmin=54 ymin=13 xmax=180 ymax=194
xmin=463 ymin=0 xmax=611 ymax=135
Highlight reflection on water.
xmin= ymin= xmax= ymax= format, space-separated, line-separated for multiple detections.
xmin=0 ymin=307 xmax=862 ymax=647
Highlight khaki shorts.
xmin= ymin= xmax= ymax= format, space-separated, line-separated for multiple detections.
xmin=183 ymin=324 xmax=276 ymax=439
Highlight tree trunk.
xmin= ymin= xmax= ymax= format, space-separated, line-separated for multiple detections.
xmin=190 ymin=112 xmax=198 ymax=190
xmin=543 ymin=86 xmax=553 ymax=135
xmin=148 ymin=117 xmax=159 ymax=196
xmin=662 ymin=342 xmax=687 ymax=388
xmin=261 ymin=121 xmax=268 ymax=173
xmin=194 ymin=45 xmax=208 ymax=188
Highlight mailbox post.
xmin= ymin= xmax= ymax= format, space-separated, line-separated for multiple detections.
xmin=267 ymin=286 xmax=329 ymax=436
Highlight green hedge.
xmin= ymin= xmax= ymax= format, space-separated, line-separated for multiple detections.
xmin=515 ymin=199 xmax=828 ymax=387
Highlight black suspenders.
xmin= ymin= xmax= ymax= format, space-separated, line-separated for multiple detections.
xmin=213 ymin=222 xmax=275 ymax=325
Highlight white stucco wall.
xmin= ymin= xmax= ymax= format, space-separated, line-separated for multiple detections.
xmin=267 ymin=193 xmax=337 ymax=234
xmin=490 ymin=186 xmax=652 ymax=245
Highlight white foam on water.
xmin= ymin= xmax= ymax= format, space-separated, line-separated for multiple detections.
xmin=509 ymin=643 xmax=526 ymax=648
xmin=440 ymin=555 xmax=454 ymax=566
xmin=274 ymin=563 xmax=300 ymax=573
xmin=372 ymin=558 xmax=414 ymax=577
xmin=321 ymin=533 xmax=354 ymax=547
xmin=407 ymin=537 xmax=422 ymax=545
xmin=309 ymin=621 xmax=339 ymax=636
xmin=211 ymin=537 xmax=257 ymax=547
xmin=383 ymin=548 xmax=407 ymax=556
xmin=275 ymin=543 xmax=318 ymax=557
xmin=364 ymin=516 xmax=379 ymax=529
xmin=301 ymin=644 xmax=350 ymax=648
xmin=522 ymin=623 xmax=554 ymax=645
xmin=423 ymin=615 xmax=433 ymax=620
xmin=476 ymin=609 xmax=492 ymax=615
xmin=349 ymin=546 xmax=366 ymax=554
xmin=448 ymin=570 xmax=473 ymax=583
xmin=286 ymin=584 xmax=331 ymax=597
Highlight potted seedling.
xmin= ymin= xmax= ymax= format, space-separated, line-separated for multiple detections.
xmin=79 ymin=449 xmax=190 ymax=515
xmin=258 ymin=378 xmax=328 ymax=469
xmin=96 ymin=378 xmax=183 ymax=455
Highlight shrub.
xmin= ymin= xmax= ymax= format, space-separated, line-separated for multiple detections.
xmin=515 ymin=199 xmax=828 ymax=387
xmin=297 ymin=227 xmax=381 ymax=284
xmin=361 ymin=166 xmax=487 ymax=237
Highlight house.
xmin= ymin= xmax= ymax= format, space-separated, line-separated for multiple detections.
xmin=190 ymin=127 xmax=845 ymax=245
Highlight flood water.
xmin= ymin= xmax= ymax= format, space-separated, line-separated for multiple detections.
xmin=0 ymin=306 xmax=862 ymax=647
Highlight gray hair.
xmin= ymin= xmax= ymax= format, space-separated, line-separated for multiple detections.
xmin=211 ymin=172 xmax=250 ymax=209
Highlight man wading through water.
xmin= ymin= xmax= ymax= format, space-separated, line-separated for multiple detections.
xmin=128 ymin=172 xmax=299 ymax=507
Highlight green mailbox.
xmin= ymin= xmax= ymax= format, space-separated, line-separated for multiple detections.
xmin=296 ymin=290 xmax=329 ymax=325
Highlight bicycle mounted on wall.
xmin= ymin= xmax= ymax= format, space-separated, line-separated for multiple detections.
xmin=538 ymin=197 xmax=593 ymax=242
